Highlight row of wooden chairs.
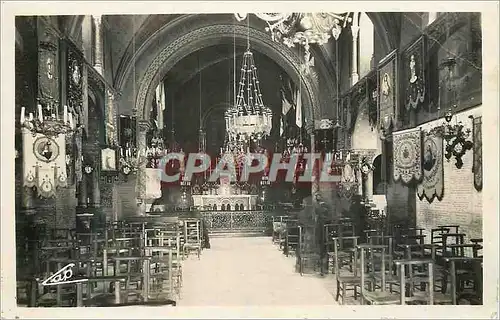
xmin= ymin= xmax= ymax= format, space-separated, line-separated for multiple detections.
xmin=17 ymin=217 xmax=204 ymax=307
xmin=329 ymin=224 xmax=483 ymax=305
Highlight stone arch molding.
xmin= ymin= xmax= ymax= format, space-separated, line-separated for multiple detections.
xmin=133 ymin=24 xmax=322 ymax=133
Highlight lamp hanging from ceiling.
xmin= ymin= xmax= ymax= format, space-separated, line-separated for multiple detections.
xmin=225 ymin=24 xmax=273 ymax=145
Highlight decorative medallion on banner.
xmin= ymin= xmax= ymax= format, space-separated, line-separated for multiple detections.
xmin=145 ymin=168 xmax=162 ymax=199
xmin=377 ymin=50 xmax=398 ymax=133
xmin=22 ymin=128 xmax=68 ymax=198
xmin=393 ymin=127 xmax=422 ymax=185
xmin=402 ymin=35 xmax=426 ymax=111
xmin=472 ymin=116 xmax=482 ymax=191
xmin=417 ymin=130 xmax=444 ymax=202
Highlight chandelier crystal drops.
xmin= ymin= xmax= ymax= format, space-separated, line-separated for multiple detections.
xmin=225 ymin=50 xmax=272 ymax=143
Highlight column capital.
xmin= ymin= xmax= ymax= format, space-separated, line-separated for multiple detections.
xmin=92 ymin=15 xmax=102 ymax=24
xmin=351 ymin=25 xmax=360 ymax=39
xmin=106 ymin=89 xmax=115 ymax=100
xmin=137 ymin=120 xmax=151 ymax=133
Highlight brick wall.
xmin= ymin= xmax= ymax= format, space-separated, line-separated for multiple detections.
xmin=415 ymin=105 xmax=482 ymax=241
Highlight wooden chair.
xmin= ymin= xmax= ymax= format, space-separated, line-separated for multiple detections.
xmin=443 ymin=257 xmax=483 ymax=305
xmin=393 ymin=259 xmax=452 ymax=305
xmin=333 ymin=237 xmax=361 ymax=304
xmin=284 ymin=219 xmax=299 ymax=257
xmin=272 ymin=216 xmax=287 ymax=245
xmin=296 ymin=225 xmax=321 ymax=276
xmin=183 ymin=218 xmax=202 ymax=259
xmin=145 ymin=246 xmax=175 ymax=300
xmin=358 ymin=243 xmax=400 ymax=305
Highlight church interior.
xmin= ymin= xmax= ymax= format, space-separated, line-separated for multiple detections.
xmin=13 ymin=12 xmax=485 ymax=307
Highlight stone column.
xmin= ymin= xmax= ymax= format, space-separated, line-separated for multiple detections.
xmin=21 ymin=186 xmax=36 ymax=216
xmin=309 ymin=132 xmax=319 ymax=202
xmin=363 ymin=169 xmax=374 ymax=204
xmin=77 ymin=180 xmax=88 ymax=208
xmin=350 ymin=23 xmax=360 ymax=85
xmin=106 ymin=89 xmax=116 ymax=145
xmin=91 ymin=168 xmax=100 ymax=208
xmin=135 ymin=120 xmax=150 ymax=215
xmin=92 ymin=15 xmax=103 ymax=74
xmin=356 ymin=166 xmax=363 ymax=196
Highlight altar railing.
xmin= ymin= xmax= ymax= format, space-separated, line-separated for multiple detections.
xmin=200 ymin=210 xmax=273 ymax=235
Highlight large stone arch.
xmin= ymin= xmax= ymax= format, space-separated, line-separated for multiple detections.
xmin=132 ymin=24 xmax=321 ymax=134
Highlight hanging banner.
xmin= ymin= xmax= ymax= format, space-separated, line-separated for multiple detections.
xmin=417 ymin=130 xmax=443 ymax=202
xmin=145 ymin=168 xmax=162 ymax=199
xmin=402 ymin=35 xmax=426 ymax=111
xmin=472 ymin=116 xmax=482 ymax=191
xmin=377 ymin=50 xmax=398 ymax=132
xmin=295 ymin=89 xmax=303 ymax=128
xmin=37 ymin=19 xmax=60 ymax=109
xmin=22 ymin=128 xmax=68 ymax=198
xmin=393 ymin=127 xmax=422 ymax=185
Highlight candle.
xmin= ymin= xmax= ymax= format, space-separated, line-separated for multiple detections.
xmin=120 ymin=147 xmax=123 ymax=157
xmin=37 ymin=104 xmax=43 ymax=122
xmin=51 ymin=113 xmax=56 ymax=120
xmin=20 ymin=107 xmax=25 ymax=125
xmin=29 ymin=112 xmax=33 ymax=121
xmin=63 ymin=105 xmax=68 ymax=123
xmin=68 ymin=113 xmax=73 ymax=128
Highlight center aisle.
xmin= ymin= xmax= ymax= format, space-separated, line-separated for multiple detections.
xmin=178 ymin=237 xmax=338 ymax=306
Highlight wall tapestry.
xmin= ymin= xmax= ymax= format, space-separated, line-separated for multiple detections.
xmin=402 ymin=35 xmax=426 ymax=111
xmin=37 ymin=19 xmax=60 ymax=110
xmin=472 ymin=116 xmax=482 ymax=191
xmin=22 ymin=129 xmax=68 ymax=198
xmin=377 ymin=50 xmax=398 ymax=133
xmin=393 ymin=127 xmax=422 ymax=185
xmin=417 ymin=130 xmax=443 ymax=202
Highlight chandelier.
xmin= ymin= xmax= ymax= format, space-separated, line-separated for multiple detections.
xmin=20 ymin=102 xmax=77 ymax=137
xmin=225 ymin=49 xmax=273 ymax=143
xmin=119 ymin=143 xmax=146 ymax=175
xmin=146 ymin=133 xmax=169 ymax=169
xmin=234 ymin=13 xmax=353 ymax=60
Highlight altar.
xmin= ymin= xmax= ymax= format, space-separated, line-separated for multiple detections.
xmin=192 ymin=194 xmax=258 ymax=211
xmin=191 ymin=177 xmax=258 ymax=211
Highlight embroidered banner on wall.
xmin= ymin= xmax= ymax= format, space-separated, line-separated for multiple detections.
xmin=378 ymin=50 xmax=398 ymax=132
xmin=417 ymin=130 xmax=443 ymax=202
xmin=22 ymin=128 xmax=68 ymax=198
xmin=37 ymin=19 xmax=60 ymax=110
xmin=393 ymin=127 xmax=422 ymax=185
xmin=472 ymin=116 xmax=482 ymax=191
xmin=402 ymin=35 xmax=426 ymax=111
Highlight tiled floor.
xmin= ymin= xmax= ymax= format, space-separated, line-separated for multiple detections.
xmin=178 ymin=236 xmax=340 ymax=306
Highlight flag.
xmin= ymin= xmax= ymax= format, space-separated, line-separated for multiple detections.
xmin=281 ymin=94 xmax=292 ymax=116
xmin=295 ymin=89 xmax=302 ymax=128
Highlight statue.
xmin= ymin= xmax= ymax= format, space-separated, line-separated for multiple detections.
xmin=381 ymin=73 xmax=391 ymax=99
xmin=409 ymin=54 xmax=418 ymax=84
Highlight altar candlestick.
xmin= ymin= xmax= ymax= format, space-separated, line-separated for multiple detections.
xmin=38 ymin=104 xmax=43 ymax=122
xmin=63 ymin=105 xmax=68 ymax=123
xmin=20 ymin=107 xmax=25 ymax=124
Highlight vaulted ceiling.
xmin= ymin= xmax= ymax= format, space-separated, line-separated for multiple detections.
xmin=59 ymin=12 xmax=424 ymax=124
